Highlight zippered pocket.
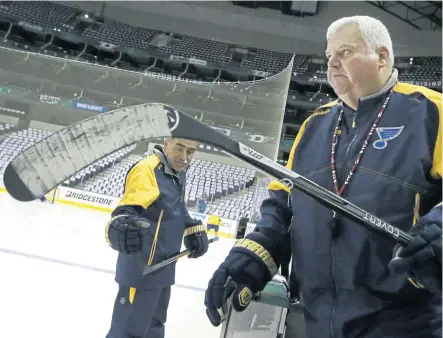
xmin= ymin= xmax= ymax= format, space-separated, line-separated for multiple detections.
xmin=147 ymin=209 xmax=164 ymax=266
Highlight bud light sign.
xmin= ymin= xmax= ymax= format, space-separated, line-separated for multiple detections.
xmin=72 ymin=101 xmax=109 ymax=113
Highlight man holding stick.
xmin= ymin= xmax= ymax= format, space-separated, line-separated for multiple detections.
xmin=205 ymin=16 xmax=441 ymax=338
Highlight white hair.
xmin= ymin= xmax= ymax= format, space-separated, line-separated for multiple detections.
xmin=326 ymin=16 xmax=394 ymax=67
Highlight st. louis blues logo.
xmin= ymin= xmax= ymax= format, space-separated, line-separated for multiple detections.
xmin=373 ymin=126 xmax=404 ymax=150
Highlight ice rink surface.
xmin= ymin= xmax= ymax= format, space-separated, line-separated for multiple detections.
xmin=0 ymin=192 xmax=235 ymax=338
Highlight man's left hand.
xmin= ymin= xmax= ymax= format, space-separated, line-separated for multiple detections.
xmin=184 ymin=222 xmax=209 ymax=258
xmin=389 ymin=204 xmax=442 ymax=294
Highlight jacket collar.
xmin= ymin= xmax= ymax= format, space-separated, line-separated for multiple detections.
xmin=360 ymin=68 xmax=398 ymax=102
xmin=153 ymin=145 xmax=177 ymax=176
xmin=339 ymin=68 xmax=398 ymax=112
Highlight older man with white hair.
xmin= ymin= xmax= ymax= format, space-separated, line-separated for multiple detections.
xmin=204 ymin=16 xmax=442 ymax=338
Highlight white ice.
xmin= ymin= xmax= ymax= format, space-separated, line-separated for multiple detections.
xmin=0 ymin=192 xmax=235 ymax=338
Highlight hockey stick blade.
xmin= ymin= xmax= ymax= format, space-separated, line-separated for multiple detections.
xmin=142 ymin=237 xmax=219 ymax=275
xmin=3 ymin=103 xmax=412 ymax=245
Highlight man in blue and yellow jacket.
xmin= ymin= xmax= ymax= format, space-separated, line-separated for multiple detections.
xmin=207 ymin=214 xmax=222 ymax=236
xmin=205 ymin=16 xmax=442 ymax=338
xmin=105 ymin=138 xmax=208 ymax=338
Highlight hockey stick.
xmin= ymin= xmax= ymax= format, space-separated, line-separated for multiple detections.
xmin=3 ymin=103 xmax=412 ymax=245
xmin=142 ymin=237 xmax=219 ymax=275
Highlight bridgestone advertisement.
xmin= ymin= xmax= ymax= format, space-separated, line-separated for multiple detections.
xmin=56 ymin=186 xmax=119 ymax=210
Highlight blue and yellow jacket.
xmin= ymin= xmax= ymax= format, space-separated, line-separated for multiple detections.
xmin=109 ymin=145 xmax=201 ymax=288
xmin=207 ymin=215 xmax=222 ymax=226
xmin=255 ymin=73 xmax=442 ymax=337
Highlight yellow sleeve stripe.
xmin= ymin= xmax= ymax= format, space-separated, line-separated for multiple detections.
xmin=147 ymin=209 xmax=163 ymax=266
xmin=431 ymin=96 xmax=442 ymax=179
xmin=119 ymin=155 xmax=161 ymax=209
xmin=286 ymin=103 xmax=336 ymax=171
xmin=394 ymin=83 xmax=442 ymax=179
xmin=270 ymin=103 xmax=337 ymax=194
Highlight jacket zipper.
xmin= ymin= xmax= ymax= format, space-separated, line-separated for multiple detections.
xmin=330 ymin=112 xmax=358 ymax=338
xmin=340 ymin=112 xmax=358 ymax=185
xmin=172 ymin=173 xmax=185 ymax=203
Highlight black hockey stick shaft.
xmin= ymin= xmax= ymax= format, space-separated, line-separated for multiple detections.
xmin=227 ymin=144 xmax=413 ymax=246
xmin=142 ymin=237 xmax=219 ymax=275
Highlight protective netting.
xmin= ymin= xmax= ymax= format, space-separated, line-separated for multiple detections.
xmin=249 ymin=176 xmax=274 ymax=223
xmin=0 ymin=46 xmax=293 ymax=160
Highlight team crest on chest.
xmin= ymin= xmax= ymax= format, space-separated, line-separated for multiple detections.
xmin=373 ymin=126 xmax=404 ymax=150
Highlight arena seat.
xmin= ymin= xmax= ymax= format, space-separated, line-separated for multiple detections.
xmin=0 ymin=1 xmax=77 ymax=32
xmin=240 ymin=49 xmax=295 ymax=73
xmin=0 ymin=123 xmax=15 ymax=134
xmin=205 ymin=177 xmax=271 ymax=221
xmin=64 ymin=145 xmax=138 ymax=189
xmin=74 ymin=152 xmax=145 ymax=197
xmin=185 ymin=159 xmax=255 ymax=206
xmin=72 ymin=152 xmax=256 ymax=200
xmin=83 ymin=21 xmax=157 ymax=51
xmin=205 ymin=190 xmax=256 ymax=219
xmin=0 ymin=1 xmax=441 ymax=85
xmin=0 ymin=127 xmax=51 ymax=175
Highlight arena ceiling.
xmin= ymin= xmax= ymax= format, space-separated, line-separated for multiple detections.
xmin=367 ymin=1 xmax=442 ymax=30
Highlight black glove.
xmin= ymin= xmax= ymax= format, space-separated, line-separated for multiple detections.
xmin=204 ymin=231 xmax=279 ymax=327
xmin=389 ymin=204 xmax=442 ymax=294
xmin=105 ymin=215 xmax=150 ymax=254
xmin=183 ymin=222 xmax=209 ymax=258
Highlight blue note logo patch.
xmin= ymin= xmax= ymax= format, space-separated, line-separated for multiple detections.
xmin=373 ymin=126 xmax=404 ymax=150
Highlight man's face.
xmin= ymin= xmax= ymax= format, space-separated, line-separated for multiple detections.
xmin=326 ymin=24 xmax=381 ymax=97
xmin=164 ymin=138 xmax=197 ymax=172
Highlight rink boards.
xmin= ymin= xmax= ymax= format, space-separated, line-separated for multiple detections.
xmin=0 ymin=177 xmax=240 ymax=238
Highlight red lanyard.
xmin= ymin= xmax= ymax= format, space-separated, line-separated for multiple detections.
xmin=331 ymin=88 xmax=394 ymax=198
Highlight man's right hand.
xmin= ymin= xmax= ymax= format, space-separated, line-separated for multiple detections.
xmin=105 ymin=215 xmax=150 ymax=254
xmin=204 ymin=231 xmax=279 ymax=326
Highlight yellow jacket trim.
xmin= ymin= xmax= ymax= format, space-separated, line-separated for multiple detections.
xmin=267 ymin=102 xmax=337 ymax=194
xmin=148 ymin=209 xmax=164 ymax=266
xmin=393 ymin=82 xmax=442 ymax=179
xmin=119 ymin=155 xmax=161 ymax=209
xmin=315 ymin=99 xmax=340 ymax=111
xmin=408 ymin=277 xmax=425 ymax=289
xmin=413 ymin=192 xmax=420 ymax=225
xmin=286 ymin=103 xmax=336 ymax=172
